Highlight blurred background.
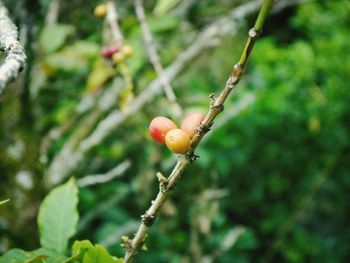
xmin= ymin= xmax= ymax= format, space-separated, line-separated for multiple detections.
xmin=1 ymin=0 xmax=350 ymax=262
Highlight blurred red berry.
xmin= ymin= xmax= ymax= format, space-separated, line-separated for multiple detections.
xmin=101 ymin=45 xmax=119 ymax=58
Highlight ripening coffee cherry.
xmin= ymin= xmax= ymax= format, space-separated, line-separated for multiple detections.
xmin=149 ymin=116 xmax=177 ymax=144
xmin=121 ymin=45 xmax=133 ymax=58
xmin=101 ymin=45 xmax=119 ymax=58
xmin=181 ymin=112 xmax=205 ymax=138
xmin=165 ymin=129 xmax=190 ymax=154
xmin=112 ymin=52 xmax=125 ymax=64
xmin=94 ymin=4 xmax=107 ymax=18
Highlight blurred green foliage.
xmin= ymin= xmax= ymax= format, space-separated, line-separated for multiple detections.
xmin=1 ymin=0 xmax=350 ymax=262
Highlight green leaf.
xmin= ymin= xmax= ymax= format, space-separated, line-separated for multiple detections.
xmin=70 ymin=41 xmax=100 ymax=59
xmin=86 ymin=59 xmax=114 ymax=93
xmin=153 ymin=0 xmax=182 ymax=16
xmin=38 ymin=178 xmax=79 ymax=254
xmin=39 ymin=24 xmax=75 ymax=54
xmin=0 ymin=199 xmax=10 ymax=206
xmin=0 ymin=249 xmax=27 ymax=263
xmin=149 ymin=15 xmax=180 ymax=32
xmin=72 ymin=240 xmax=123 ymax=263
xmin=0 ymin=248 xmax=66 ymax=263
xmin=44 ymin=41 xmax=99 ymax=73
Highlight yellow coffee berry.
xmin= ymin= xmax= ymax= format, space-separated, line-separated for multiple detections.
xmin=94 ymin=4 xmax=107 ymax=18
xmin=165 ymin=129 xmax=190 ymax=154
xmin=122 ymin=45 xmax=133 ymax=58
xmin=112 ymin=52 xmax=125 ymax=64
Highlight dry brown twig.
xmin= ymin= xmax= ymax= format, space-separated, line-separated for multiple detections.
xmin=0 ymin=1 xmax=26 ymax=95
xmin=122 ymin=0 xmax=274 ymax=261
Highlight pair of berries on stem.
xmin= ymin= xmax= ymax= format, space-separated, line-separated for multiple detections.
xmin=101 ymin=45 xmax=133 ymax=64
xmin=149 ymin=113 xmax=205 ymax=154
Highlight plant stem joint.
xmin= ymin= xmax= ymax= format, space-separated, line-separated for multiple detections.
xmin=185 ymin=152 xmax=200 ymax=163
xmin=141 ymin=212 xmax=156 ymax=227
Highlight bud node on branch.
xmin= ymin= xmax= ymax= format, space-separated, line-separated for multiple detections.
xmin=156 ymin=172 xmax=169 ymax=192
xmin=141 ymin=213 xmax=156 ymax=227
xmin=197 ymin=122 xmax=212 ymax=135
xmin=212 ymin=104 xmax=225 ymax=113
xmin=210 ymin=93 xmax=217 ymax=105
xmin=121 ymin=235 xmax=133 ymax=251
xmin=185 ymin=153 xmax=200 ymax=163
xmin=232 ymin=64 xmax=243 ymax=79
xmin=249 ymin=27 xmax=261 ymax=38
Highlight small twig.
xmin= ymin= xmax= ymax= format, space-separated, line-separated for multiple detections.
xmin=45 ymin=0 xmax=60 ymax=25
xmin=0 ymin=1 xmax=26 ymax=95
xmin=135 ymin=0 xmax=182 ymax=118
xmin=123 ymin=1 xmax=274 ymax=261
xmin=106 ymin=1 xmax=124 ymax=47
xmin=77 ymin=159 xmax=131 ymax=187
xmin=203 ymin=226 xmax=246 ymax=263
xmin=0 ymin=199 xmax=10 ymax=205
xmin=189 ymin=188 xmax=230 ymax=262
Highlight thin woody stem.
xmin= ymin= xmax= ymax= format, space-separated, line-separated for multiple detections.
xmin=123 ymin=0 xmax=274 ymax=262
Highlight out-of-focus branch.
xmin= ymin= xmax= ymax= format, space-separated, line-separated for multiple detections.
xmin=106 ymin=1 xmax=124 ymax=46
xmin=45 ymin=0 xmax=60 ymax=25
xmin=0 ymin=1 xmax=26 ymax=95
xmin=202 ymin=226 xmax=246 ymax=263
xmin=135 ymin=0 xmax=182 ymax=118
xmin=46 ymin=0 xmax=305 ymax=187
xmin=189 ymin=188 xmax=230 ymax=263
xmin=77 ymin=159 xmax=131 ymax=187
xmin=40 ymin=77 xmax=124 ymax=165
